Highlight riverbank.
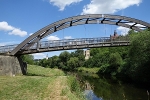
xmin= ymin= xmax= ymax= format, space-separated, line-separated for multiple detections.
xmin=77 ymin=67 xmax=150 ymax=90
xmin=77 ymin=72 xmax=149 ymax=100
xmin=77 ymin=67 xmax=100 ymax=74
xmin=0 ymin=65 xmax=84 ymax=100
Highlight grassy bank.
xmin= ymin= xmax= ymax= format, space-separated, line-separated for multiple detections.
xmin=77 ymin=67 xmax=100 ymax=74
xmin=0 ymin=65 xmax=84 ymax=100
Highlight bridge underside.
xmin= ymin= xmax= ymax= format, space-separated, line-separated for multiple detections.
xmin=18 ymin=40 xmax=130 ymax=55
xmin=4 ymin=14 xmax=150 ymax=55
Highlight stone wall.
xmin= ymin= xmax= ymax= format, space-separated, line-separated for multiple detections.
xmin=0 ymin=55 xmax=27 ymax=76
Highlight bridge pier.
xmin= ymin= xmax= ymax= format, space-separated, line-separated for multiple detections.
xmin=0 ymin=55 xmax=27 ymax=76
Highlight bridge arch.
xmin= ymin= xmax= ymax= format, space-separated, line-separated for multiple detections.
xmin=11 ymin=14 xmax=150 ymax=55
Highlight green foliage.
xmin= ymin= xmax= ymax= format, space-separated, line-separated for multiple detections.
xmin=39 ymin=58 xmax=50 ymax=67
xmin=77 ymin=67 xmax=100 ymax=74
xmin=50 ymin=56 xmax=59 ymax=68
xmin=97 ymin=64 xmax=110 ymax=75
xmin=71 ymin=49 xmax=85 ymax=67
xmin=68 ymin=76 xmax=80 ymax=92
xmin=21 ymin=54 xmax=34 ymax=64
xmin=90 ymin=48 xmax=100 ymax=56
xmin=109 ymin=52 xmax=123 ymax=69
xmin=38 ymin=49 xmax=85 ymax=71
xmin=85 ymin=48 xmax=110 ymax=68
xmin=127 ymin=30 xmax=150 ymax=82
xmin=59 ymin=51 xmax=70 ymax=67
xmin=67 ymin=76 xmax=84 ymax=99
xmin=67 ymin=57 xmax=79 ymax=71
xmin=109 ymin=47 xmax=129 ymax=60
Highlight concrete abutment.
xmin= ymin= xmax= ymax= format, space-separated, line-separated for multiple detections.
xmin=0 ymin=55 xmax=27 ymax=76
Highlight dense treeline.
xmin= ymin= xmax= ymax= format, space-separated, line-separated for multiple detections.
xmin=36 ymin=49 xmax=85 ymax=71
xmin=91 ymin=29 xmax=150 ymax=83
xmin=22 ymin=29 xmax=150 ymax=83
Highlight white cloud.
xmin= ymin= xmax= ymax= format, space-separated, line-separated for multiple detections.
xmin=81 ymin=0 xmax=142 ymax=14
xmin=0 ymin=21 xmax=27 ymax=37
xmin=29 ymin=33 xmax=33 ymax=36
xmin=64 ymin=36 xmax=72 ymax=39
xmin=32 ymin=53 xmax=46 ymax=59
xmin=49 ymin=0 xmax=82 ymax=11
xmin=46 ymin=35 xmax=60 ymax=40
xmin=0 ymin=21 xmax=14 ymax=31
xmin=8 ymin=28 xmax=27 ymax=37
xmin=117 ymin=26 xmax=130 ymax=35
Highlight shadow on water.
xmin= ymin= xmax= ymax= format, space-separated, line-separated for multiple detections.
xmin=77 ymin=72 xmax=149 ymax=100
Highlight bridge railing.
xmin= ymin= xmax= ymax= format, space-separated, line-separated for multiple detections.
xmin=0 ymin=36 xmax=129 ymax=54
xmin=0 ymin=44 xmax=18 ymax=54
xmin=29 ymin=36 xmax=129 ymax=50
xmin=28 ymin=37 xmax=111 ymax=50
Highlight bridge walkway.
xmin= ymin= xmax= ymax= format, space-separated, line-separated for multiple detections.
xmin=0 ymin=36 xmax=129 ymax=55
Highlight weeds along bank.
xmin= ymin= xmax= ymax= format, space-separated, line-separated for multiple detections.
xmin=0 ymin=65 xmax=85 ymax=100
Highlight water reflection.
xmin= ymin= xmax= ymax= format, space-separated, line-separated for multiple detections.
xmin=85 ymin=90 xmax=103 ymax=100
xmin=78 ymin=72 xmax=148 ymax=100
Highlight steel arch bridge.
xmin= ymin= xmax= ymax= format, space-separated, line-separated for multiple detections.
xmin=10 ymin=14 xmax=150 ymax=56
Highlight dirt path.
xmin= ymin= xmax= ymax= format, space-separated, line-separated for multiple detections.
xmin=45 ymin=76 xmax=69 ymax=100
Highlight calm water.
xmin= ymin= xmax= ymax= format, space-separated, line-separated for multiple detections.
xmin=77 ymin=72 xmax=150 ymax=100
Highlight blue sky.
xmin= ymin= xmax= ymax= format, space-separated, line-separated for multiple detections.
xmin=0 ymin=0 xmax=150 ymax=59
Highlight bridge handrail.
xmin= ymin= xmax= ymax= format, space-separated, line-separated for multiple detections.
xmin=0 ymin=36 xmax=129 ymax=54
xmin=0 ymin=44 xmax=18 ymax=53
xmin=29 ymin=37 xmax=111 ymax=49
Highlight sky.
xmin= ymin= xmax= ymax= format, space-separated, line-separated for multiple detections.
xmin=0 ymin=0 xmax=150 ymax=59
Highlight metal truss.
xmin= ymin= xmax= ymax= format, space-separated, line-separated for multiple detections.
xmin=10 ymin=14 xmax=150 ymax=55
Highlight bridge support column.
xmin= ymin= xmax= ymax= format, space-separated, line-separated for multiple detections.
xmin=0 ymin=55 xmax=27 ymax=76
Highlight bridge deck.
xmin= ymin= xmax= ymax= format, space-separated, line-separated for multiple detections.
xmin=0 ymin=37 xmax=129 ymax=55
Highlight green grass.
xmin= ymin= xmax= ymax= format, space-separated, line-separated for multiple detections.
xmin=0 ymin=65 xmax=85 ymax=100
xmin=77 ymin=67 xmax=100 ymax=74
xmin=27 ymin=65 xmax=65 ymax=76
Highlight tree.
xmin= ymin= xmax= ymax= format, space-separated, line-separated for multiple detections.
xmin=109 ymin=52 xmax=123 ymax=69
xmin=127 ymin=30 xmax=150 ymax=82
xmin=21 ymin=54 xmax=34 ymax=65
xmin=85 ymin=48 xmax=110 ymax=68
xmin=39 ymin=58 xmax=51 ymax=67
xmin=72 ymin=49 xmax=85 ymax=67
xmin=67 ymin=57 xmax=79 ymax=71
xmin=59 ymin=51 xmax=70 ymax=68
xmin=90 ymin=48 xmax=100 ymax=56
xmin=98 ymin=52 xmax=123 ymax=75
xmin=50 ymin=56 xmax=59 ymax=68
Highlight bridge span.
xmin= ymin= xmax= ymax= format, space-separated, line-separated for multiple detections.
xmin=0 ymin=36 xmax=129 ymax=55
xmin=0 ymin=14 xmax=150 ymax=76
xmin=9 ymin=14 xmax=150 ymax=56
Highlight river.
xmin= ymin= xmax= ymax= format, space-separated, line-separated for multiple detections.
xmin=77 ymin=72 xmax=150 ymax=100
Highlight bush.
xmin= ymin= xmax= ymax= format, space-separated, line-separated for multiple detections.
xmin=127 ymin=30 xmax=150 ymax=83
xmin=67 ymin=76 xmax=85 ymax=99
